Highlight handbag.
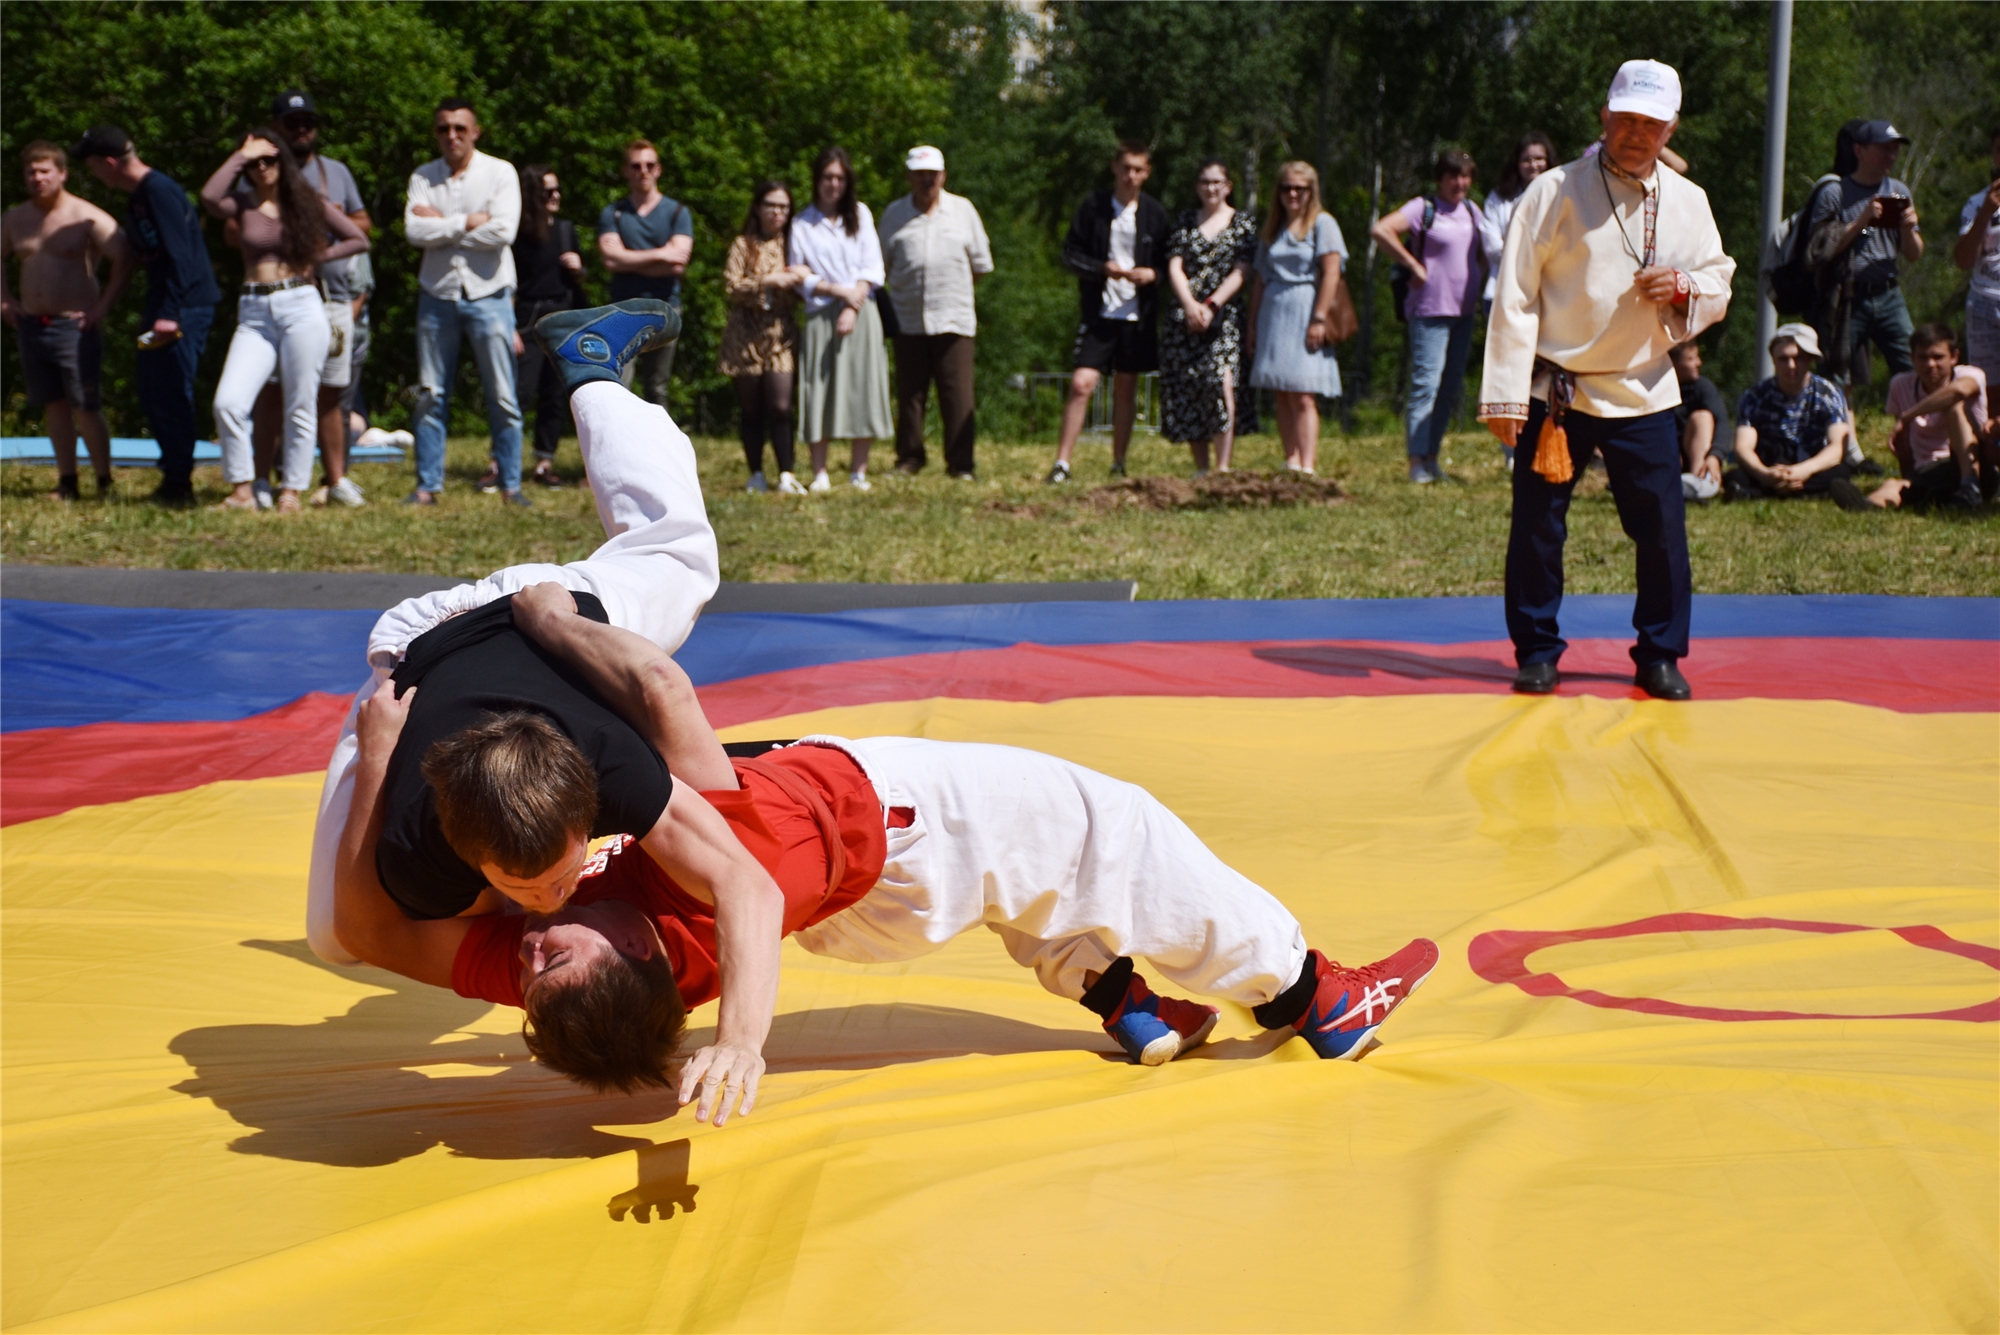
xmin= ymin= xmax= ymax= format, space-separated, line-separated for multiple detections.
xmin=1325 ymin=272 xmax=1360 ymax=344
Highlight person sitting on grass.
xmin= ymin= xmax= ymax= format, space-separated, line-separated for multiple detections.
xmin=330 ymin=579 xmax=1439 ymax=1125
xmin=1725 ymin=323 xmax=1859 ymax=505
xmin=1668 ymin=339 xmax=1729 ymax=501
xmin=1842 ymin=322 xmax=1989 ymax=512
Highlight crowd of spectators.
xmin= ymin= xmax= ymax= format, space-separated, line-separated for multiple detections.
xmin=2 ymin=90 xmax=1994 ymax=515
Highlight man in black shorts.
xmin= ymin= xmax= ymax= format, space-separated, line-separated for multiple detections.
xmin=1046 ymin=141 xmax=1170 ymax=483
xmin=1668 ymin=340 xmax=1730 ymax=501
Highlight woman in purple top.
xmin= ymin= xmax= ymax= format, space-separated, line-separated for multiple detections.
xmin=202 ymin=128 xmax=367 ymax=512
xmin=1371 ymin=150 xmax=1485 ymax=483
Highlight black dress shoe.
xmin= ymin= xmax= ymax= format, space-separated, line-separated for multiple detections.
xmin=1636 ymin=660 xmax=1692 ymax=701
xmin=1513 ymin=662 xmax=1560 ymax=695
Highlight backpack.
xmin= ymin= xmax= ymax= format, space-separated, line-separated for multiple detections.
xmin=1390 ymin=197 xmax=1436 ymax=323
xmin=1761 ymin=175 xmax=1842 ymax=317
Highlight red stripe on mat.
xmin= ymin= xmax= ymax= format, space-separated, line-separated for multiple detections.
xmin=6 ymin=637 xmax=1992 ymax=827
xmin=1 ymin=691 xmax=351 ymax=826
xmin=696 ymin=636 xmax=1999 ymax=730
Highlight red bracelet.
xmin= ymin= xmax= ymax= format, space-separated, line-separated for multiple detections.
xmin=1673 ymin=269 xmax=1690 ymax=301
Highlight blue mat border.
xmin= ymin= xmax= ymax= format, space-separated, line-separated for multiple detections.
xmin=4 ymin=594 xmax=1995 ymax=732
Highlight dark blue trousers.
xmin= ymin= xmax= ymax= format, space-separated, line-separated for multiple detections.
xmin=134 ymin=304 xmax=213 ymax=491
xmin=1505 ymin=400 xmax=1690 ymax=669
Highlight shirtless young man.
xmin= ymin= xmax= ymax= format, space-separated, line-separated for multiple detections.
xmin=0 ymin=141 xmax=132 ymax=500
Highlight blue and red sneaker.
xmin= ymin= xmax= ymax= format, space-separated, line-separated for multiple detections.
xmin=1102 ymin=972 xmax=1220 ymax=1066
xmin=1293 ymin=939 xmax=1439 ymax=1060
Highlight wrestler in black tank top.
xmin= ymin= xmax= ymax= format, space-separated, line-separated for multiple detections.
xmin=375 ymin=593 xmax=672 ymax=919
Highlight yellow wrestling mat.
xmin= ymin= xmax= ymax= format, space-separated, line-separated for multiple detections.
xmin=4 ymin=695 xmax=1996 ymax=1332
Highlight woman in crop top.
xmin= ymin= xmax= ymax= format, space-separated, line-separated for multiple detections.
xmin=202 ymin=129 xmax=368 ymax=513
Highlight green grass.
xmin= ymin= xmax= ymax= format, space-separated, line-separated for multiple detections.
xmin=4 ymin=419 xmax=1996 ymax=597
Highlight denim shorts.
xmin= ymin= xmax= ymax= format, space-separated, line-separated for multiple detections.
xmin=16 ymin=314 xmax=102 ymax=410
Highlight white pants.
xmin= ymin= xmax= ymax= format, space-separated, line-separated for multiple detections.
xmin=794 ymin=736 xmax=1310 ymax=1005
xmin=305 ymin=381 xmax=720 ymax=964
xmin=214 ymin=285 xmax=330 ymax=492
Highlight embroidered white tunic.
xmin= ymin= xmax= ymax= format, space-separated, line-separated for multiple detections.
xmin=1478 ymin=155 xmax=1735 ymax=420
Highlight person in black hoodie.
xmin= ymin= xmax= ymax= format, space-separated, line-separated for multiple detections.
xmin=1046 ymin=141 xmax=1171 ymax=483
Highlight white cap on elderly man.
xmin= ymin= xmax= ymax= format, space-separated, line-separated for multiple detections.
xmin=1606 ymin=59 xmax=1682 ymax=122
xmin=906 ymin=145 xmax=945 ymax=172
xmin=1771 ymin=322 xmax=1823 ymax=358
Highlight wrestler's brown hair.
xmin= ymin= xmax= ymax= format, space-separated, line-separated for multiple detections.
xmin=523 ymin=950 xmax=686 ymax=1093
xmin=421 ymin=711 xmax=598 ymax=876
xmin=21 ymin=141 xmax=66 ymax=170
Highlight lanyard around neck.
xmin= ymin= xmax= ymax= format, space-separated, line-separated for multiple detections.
xmin=1598 ymin=155 xmax=1659 ymax=271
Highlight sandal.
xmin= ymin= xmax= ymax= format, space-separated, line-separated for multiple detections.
xmin=276 ymin=490 xmax=302 ymax=514
xmin=213 ymin=493 xmax=258 ymax=512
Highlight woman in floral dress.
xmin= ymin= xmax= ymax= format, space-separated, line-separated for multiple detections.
xmin=1160 ymin=158 xmax=1257 ymax=474
xmin=719 ymin=180 xmax=809 ymax=493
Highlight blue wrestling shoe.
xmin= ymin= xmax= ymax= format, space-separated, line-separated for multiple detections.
xmin=533 ymin=299 xmax=680 ymax=392
xmin=1292 ymin=939 xmax=1439 ymax=1060
xmin=1086 ymin=959 xmax=1221 ymax=1066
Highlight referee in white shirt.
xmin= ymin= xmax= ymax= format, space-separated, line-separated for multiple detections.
xmin=1479 ymin=60 xmax=1736 ymax=701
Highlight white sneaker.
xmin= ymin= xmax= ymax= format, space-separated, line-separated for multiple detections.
xmin=1681 ymin=470 xmax=1721 ymax=502
xmin=808 ymin=470 xmax=832 ymax=494
xmin=746 ymin=471 xmax=770 ymax=493
xmin=251 ymin=479 xmax=275 ymax=510
xmin=354 ymin=427 xmax=394 ymax=449
xmin=849 ymin=470 xmax=871 ymax=492
xmin=331 ymin=476 xmax=367 ymax=507
xmin=777 ymin=471 xmax=809 ymax=495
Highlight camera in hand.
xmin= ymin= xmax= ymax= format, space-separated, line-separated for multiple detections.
xmin=1876 ymin=195 xmax=1909 ymax=228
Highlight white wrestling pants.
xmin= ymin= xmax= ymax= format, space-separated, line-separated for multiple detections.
xmin=305 ymin=381 xmax=720 ymax=964
xmin=793 ymin=736 xmax=1310 ymax=1006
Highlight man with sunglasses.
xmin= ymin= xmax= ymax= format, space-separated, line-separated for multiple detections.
xmin=597 ymin=139 xmax=692 ymax=408
xmin=404 ymin=96 xmax=526 ymax=507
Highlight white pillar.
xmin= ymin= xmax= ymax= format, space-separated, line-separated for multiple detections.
xmin=1756 ymin=0 xmax=1794 ymax=379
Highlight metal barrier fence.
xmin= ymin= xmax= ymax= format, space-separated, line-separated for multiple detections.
xmin=1006 ymin=372 xmax=1161 ymax=436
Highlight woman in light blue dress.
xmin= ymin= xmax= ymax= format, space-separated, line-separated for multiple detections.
xmin=1246 ymin=161 xmax=1348 ymax=473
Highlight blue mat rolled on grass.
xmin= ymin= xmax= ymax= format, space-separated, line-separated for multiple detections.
xmin=0 ymin=437 xmax=405 ymax=466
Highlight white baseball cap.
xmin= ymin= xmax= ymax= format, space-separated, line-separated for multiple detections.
xmin=1606 ymin=59 xmax=1682 ymax=123
xmin=1771 ymin=322 xmax=1822 ymax=358
xmin=906 ymin=145 xmax=945 ymax=172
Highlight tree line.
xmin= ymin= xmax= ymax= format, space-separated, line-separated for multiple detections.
xmin=4 ymin=0 xmax=1996 ymax=445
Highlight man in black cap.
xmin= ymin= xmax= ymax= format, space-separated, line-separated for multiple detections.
xmin=73 ymin=125 xmax=219 ymax=505
xmin=1807 ymin=119 xmax=1924 ymax=388
xmin=248 ymin=91 xmax=375 ymax=506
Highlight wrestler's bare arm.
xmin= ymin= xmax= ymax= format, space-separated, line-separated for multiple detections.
xmin=331 ymin=680 xmax=471 ymax=986
xmin=510 ymin=582 xmax=736 ymax=791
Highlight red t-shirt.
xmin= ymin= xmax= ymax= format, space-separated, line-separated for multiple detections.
xmin=450 ymin=744 xmax=887 ymax=1009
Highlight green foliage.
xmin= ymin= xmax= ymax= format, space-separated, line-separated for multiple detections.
xmin=4 ymin=0 xmax=1996 ymax=449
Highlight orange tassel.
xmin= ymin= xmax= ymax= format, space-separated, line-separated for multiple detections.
xmin=1533 ymin=416 xmax=1573 ymax=484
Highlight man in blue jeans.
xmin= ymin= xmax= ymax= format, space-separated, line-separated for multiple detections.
xmin=1807 ymin=120 xmax=1923 ymax=392
xmin=74 ymin=126 xmax=219 ymax=506
xmin=402 ymin=97 xmax=526 ymax=507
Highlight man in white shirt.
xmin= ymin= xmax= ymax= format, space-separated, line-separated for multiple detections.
xmin=878 ymin=145 xmax=993 ymax=477
xmin=403 ymin=97 xmax=525 ymax=507
xmin=1479 ymin=59 xmax=1735 ymax=702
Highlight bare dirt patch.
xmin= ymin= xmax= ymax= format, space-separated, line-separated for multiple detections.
xmin=1083 ymin=470 xmax=1346 ymax=511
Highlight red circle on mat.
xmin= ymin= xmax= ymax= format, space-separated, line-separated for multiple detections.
xmin=1467 ymin=913 xmax=2000 ymax=1022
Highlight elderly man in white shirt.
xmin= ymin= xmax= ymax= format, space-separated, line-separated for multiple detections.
xmin=878 ymin=145 xmax=993 ymax=477
xmin=404 ymin=97 xmax=525 ymax=507
xmin=1479 ymin=59 xmax=1735 ymax=703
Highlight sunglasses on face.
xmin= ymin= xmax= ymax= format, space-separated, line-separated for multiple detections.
xmin=759 ymin=200 xmax=789 ymax=210
xmin=246 ymin=156 xmax=280 ymax=170
xmin=626 ymin=161 xmax=660 ymax=173
xmin=1280 ymin=184 xmax=1309 ymax=194
xmin=434 ymin=123 xmax=473 ymax=137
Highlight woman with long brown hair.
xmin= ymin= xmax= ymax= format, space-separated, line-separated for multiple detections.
xmin=1245 ymin=160 xmax=1347 ymax=474
xmin=510 ymin=163 xmax=584 ymax=488
xmin=788 ymin=145 xmax=892 ymax=492
xmin=202 ymin=127 xmax=367 ymax=511
xmin=720 ymin=179 xmax=809 ymax=492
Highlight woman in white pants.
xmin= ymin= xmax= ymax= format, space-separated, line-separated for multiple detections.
xmin=201 ymin=129 xmax=367 ymax=512
xmin=307 ymin=303 xmax=719 ymax=965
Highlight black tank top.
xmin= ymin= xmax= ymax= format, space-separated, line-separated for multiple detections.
xmin=374 ymin=593 xmax=673 ymax=919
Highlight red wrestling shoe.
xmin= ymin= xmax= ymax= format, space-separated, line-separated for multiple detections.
xmin=1294 ymin=939 xmax=1439 ymax=1059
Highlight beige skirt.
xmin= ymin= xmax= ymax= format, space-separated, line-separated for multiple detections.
xmin=797 ymin=301 xmax=893 ymax=442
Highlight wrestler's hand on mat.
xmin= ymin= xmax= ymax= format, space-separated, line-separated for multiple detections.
xmin=355 ymin=677 xmax=414 ymax=761
xmin=678 ymin=1042 xmax=764 ymax=1127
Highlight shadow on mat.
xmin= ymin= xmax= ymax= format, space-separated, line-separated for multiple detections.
xmin=1254 ymin=644 xmax=1632 ymax=685
xmin=169 ymin=940 xmax=679 ymax=1168
xmin=170 ymin=942 xmax=1150 ymax=1168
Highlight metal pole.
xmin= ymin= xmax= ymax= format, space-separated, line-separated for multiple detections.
xmin=1755 ymin=0 xmax=1793 ymax=379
